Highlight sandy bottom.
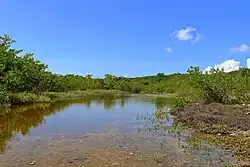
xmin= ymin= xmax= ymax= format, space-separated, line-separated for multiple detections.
xmin=0 ymin=132 xmax=244 ymax=167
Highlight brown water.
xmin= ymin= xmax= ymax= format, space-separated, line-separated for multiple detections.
xmin=0 ymin=96 xmax=245 ymax=167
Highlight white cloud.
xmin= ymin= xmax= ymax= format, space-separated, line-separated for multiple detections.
xmin=193 ymin=33 xmax=202 ymax=43
xmin=247 ymin=58 xmax=250 ymax=68
xmin=165 ymin=47 xmax=173 ymax=53
xmin=230 ymin=44 xmax=250 ymax=53
xmin=203 ymin=66 xmax=213 ymax=74
xmin=171 ymin=27 xmax=202 ymax=42
xmin=203 ymin=59 xmax=241 ymax=73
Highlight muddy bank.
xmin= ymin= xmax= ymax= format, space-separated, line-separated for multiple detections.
xmin=172 ymin=102 xmax=250 ymax=134
xmin=172 ymin=102 xmax=250 ymax=162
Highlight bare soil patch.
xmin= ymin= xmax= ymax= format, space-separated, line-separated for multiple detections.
xmin=172 ymin=102 xmax=250 ymax=134
xmin=172 ymin=102 xmax=250 ymax=162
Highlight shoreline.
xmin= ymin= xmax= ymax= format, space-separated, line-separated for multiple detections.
xmin=0 ymin=91 xmax=178 ymax=109
xmin=171 ymin=101 xmax=250 ymax=163
xmin=0 ymin=90 xmax=130 ymax=109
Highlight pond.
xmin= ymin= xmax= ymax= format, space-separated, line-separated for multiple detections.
xmin=0 ymin=95 xmax=245 ymax=167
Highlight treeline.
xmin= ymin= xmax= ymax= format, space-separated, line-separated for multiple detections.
xmin=0 ymin=34 xmax=186 ymax=99
xmin=1 ymin=34 xmax=250 ymax=106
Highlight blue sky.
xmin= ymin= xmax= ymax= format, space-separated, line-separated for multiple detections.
xmin=1 ymin=0 xmax=250 ymax=77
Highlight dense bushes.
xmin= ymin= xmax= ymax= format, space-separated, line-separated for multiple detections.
xmin=173 ymin=66 xmax=250 ymax=109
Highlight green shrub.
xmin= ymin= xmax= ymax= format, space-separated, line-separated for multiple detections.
xmin=0 ymin=91 xmax=10 ymax=106
xmin=172 ymin=96 xmax=188 ymax=110
xmin=181 ymin=66 xmax=250 ymax=105
xmin=130 ymin=85 xmax=142 ymax=94
xmin=165 ymin=87 xmax=175 ymax=93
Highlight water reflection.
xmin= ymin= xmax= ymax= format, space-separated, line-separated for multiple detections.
xmin=135 ymin=101 xmax=244 ymax=166
xmin=0 ymin=95 xmax=132 ymax=153
xmin=135 ymin=105 xmax=186 ymax=148
xmin=0 ymin=95 xmax=243 ymax=166
xmin=0 ymin=95 xmax=172 ymax=153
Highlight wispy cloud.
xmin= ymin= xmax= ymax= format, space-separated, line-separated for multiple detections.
xmin=165 ymin=47 xmax=173 ymax=53
xmin=230 ymin=44 xmax=250 ymax=53
xmin=171 ymin=27 xmax=202 ymax=42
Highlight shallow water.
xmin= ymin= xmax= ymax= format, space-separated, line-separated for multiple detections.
xmin=0 ymin=96 xmax=246 ymax=166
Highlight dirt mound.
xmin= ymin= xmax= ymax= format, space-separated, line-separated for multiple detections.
xmin=172 ymin=102 xmax=250 ymax=163
xmin=172 ymin=102 xmax=250 ymax=134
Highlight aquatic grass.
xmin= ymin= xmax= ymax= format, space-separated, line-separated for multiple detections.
xmin=9 ymin=92 xmax=51 ymax=105
xmin=0 ymin=90 xmax=130 ymax=107
xmin=0 ymin=90 xmax=130 ymax=108
xmin=191 ymin=133 xmax=250 ymax=163
xmin=43 ymin=90 xmax=129 ymax=100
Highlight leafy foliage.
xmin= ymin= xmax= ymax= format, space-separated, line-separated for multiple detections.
xmin=174 ymin=66 xmax=250 ymax=108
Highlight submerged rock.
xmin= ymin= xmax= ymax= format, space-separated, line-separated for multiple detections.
xmin=29 ymin=161 xmax=36 ymax=165
xmin=112 ymin=162 xmax=120 ymax=166
xmin=230 ymin=133 xmax=236 ymax=136
xmin=129 ymin=151 xmax=134 ymax=155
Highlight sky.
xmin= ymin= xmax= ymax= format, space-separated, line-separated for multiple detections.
xmin=1 ymin=0 xmax=250 ymax=77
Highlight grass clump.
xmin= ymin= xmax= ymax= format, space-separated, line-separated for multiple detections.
xmin=0 ymin=90 xmax=130 ymax=107
xmin=191 ymin=133 xmax=250 ymax=163
xmin=9 ymin=92 xmax=50 ymax=105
